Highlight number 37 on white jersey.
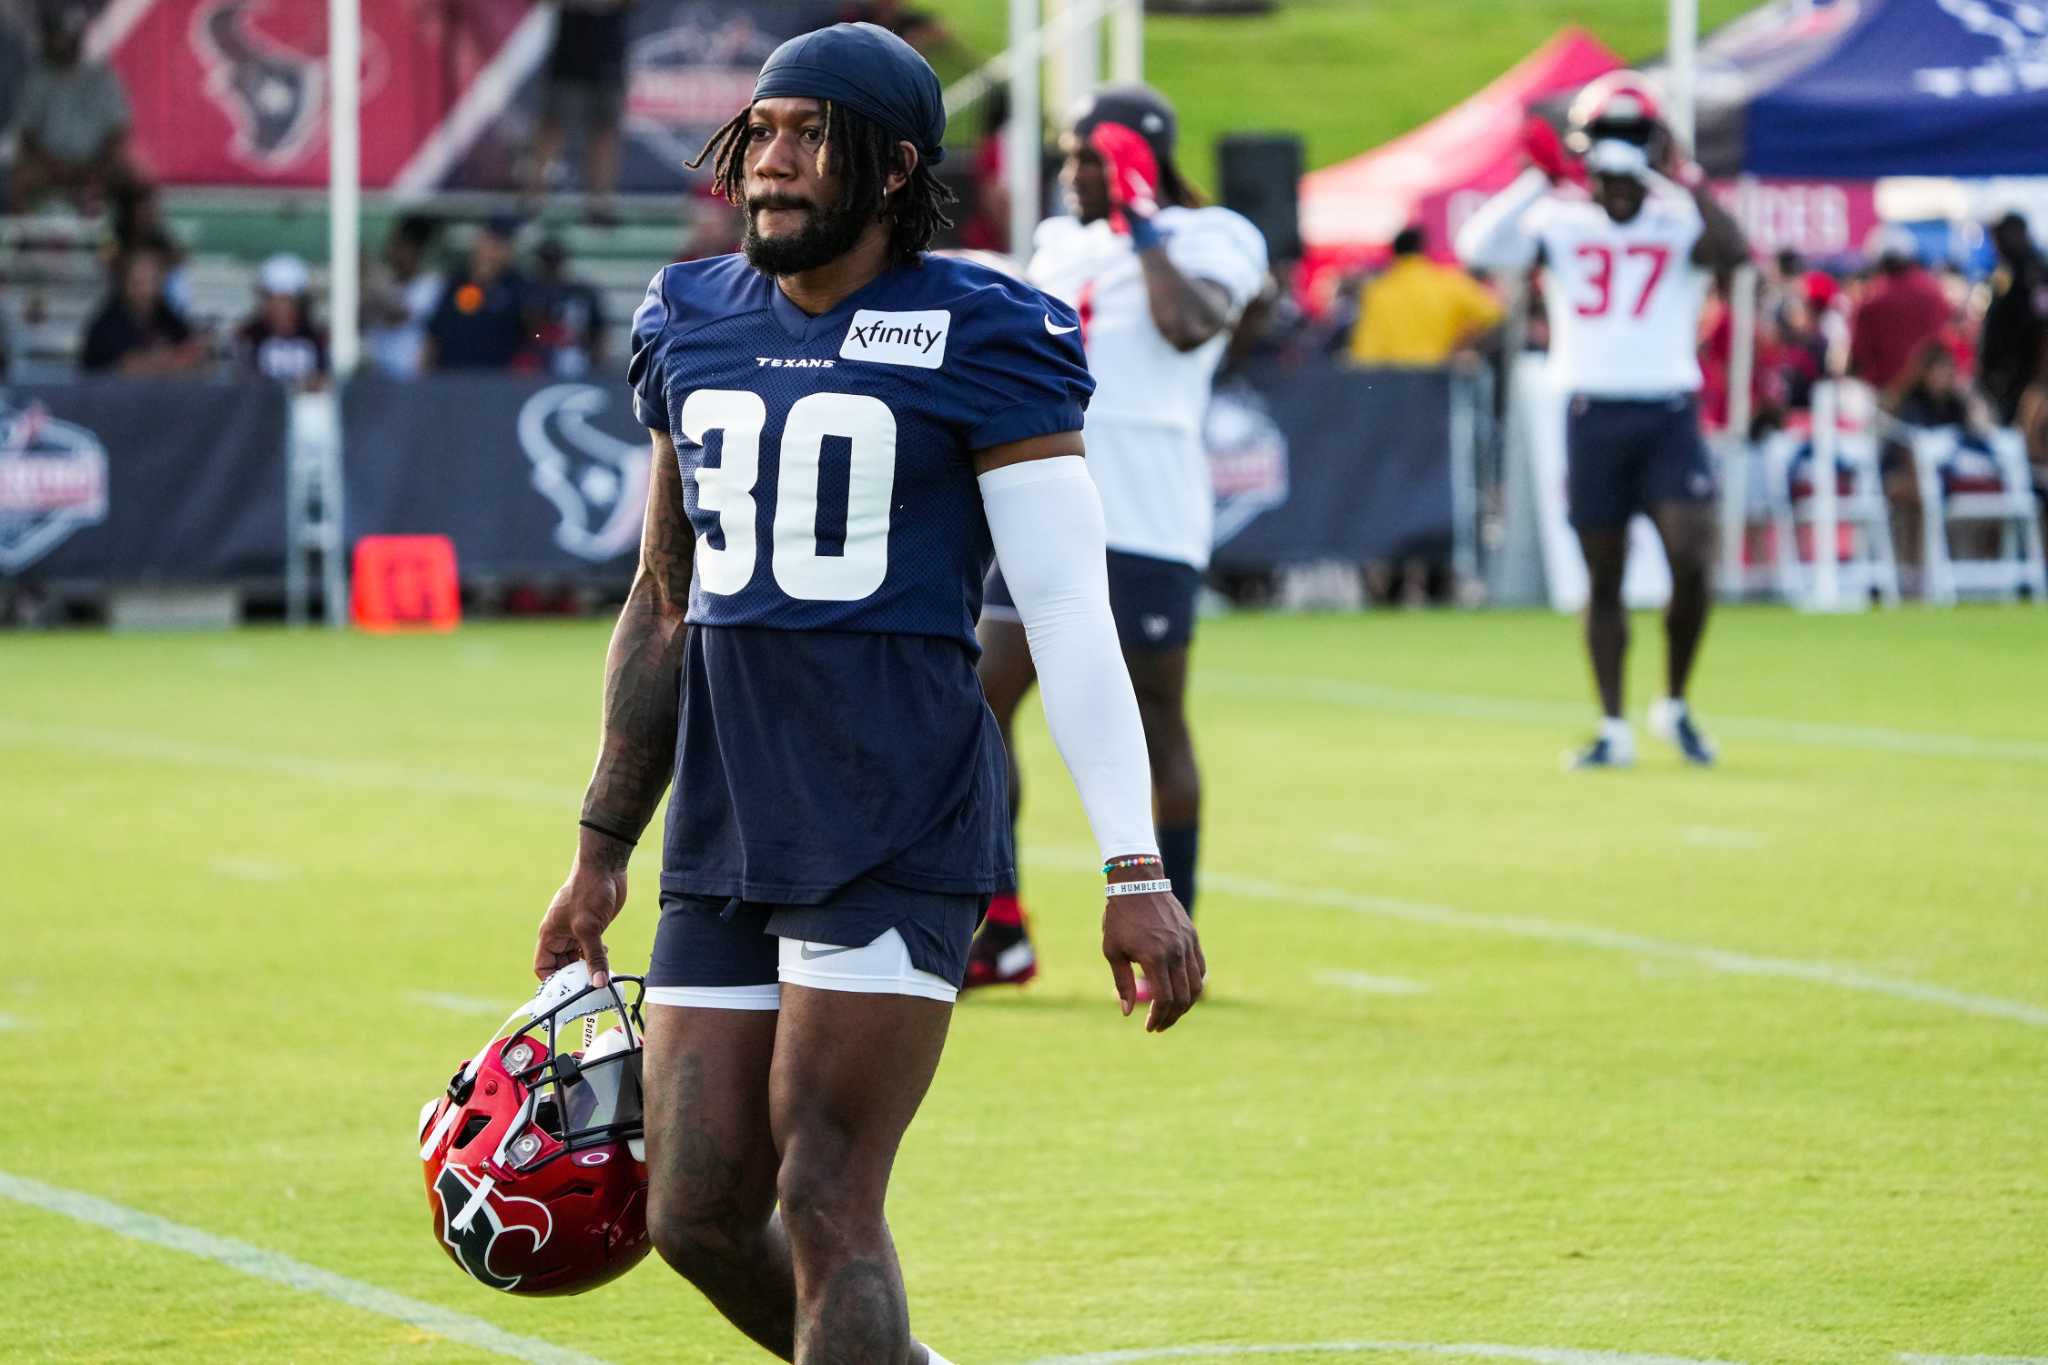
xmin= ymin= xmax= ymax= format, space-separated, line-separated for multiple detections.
xmin=1456 ymin=167 xmax=1707 ymax=397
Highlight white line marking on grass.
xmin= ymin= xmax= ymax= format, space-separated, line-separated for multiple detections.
xmin=1902 ymin=1356 xmax=2048 ymax=1364
xmin=18 ymin=720 xmax=2040 ymax=1033
xmin=1317 ymin=971 xmax=1428 ymax=995
xmin=1026 ymin=850 xmax=2048 ymax=1030
xmin=213 ymin=858 xmax=294 ymax=882
xmin=1680 ymin=826 xmax=1766 ymax=850
xmin=1019 ymin=1340 xmax=1745 ymax=1365
xmin=1206 ymin=870 xmax=2048 ymax=1030
xmin=1201 ymin=673 xmax=2048 ymax=766
xmin=1325 ymin=833 xmax=1396 ymax=856
xmin=0 ymin=1171 xmax=614 ymax=1365
xmin=0 ymin=1015 xmax=21 ymax=1031
xmin=410 ymin=991 xmax=509 ymax=1017
xmin=0 ymin=722 xmax=580 ymax=808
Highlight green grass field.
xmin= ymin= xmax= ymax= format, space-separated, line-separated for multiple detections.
xmin=3 ymin=607 xmax=2045 ymax=1364
xmin=938 ymin=0 xmax=1758 ymax=176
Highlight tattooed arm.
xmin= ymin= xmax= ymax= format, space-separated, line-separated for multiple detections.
xmin=534 ymin=431 xmax=694 ymax=987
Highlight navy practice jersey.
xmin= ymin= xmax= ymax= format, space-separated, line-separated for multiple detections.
xmin=628 ymin=252 xmax=1093 ymax=904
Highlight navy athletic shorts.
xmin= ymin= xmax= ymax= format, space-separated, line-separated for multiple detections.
xmin=648 ymin=875 xmax=989 ymax=991
xmin=983 ymin=549 xmax=1203 ymax=651
xmin=1565 ymin=393 xmax=1716 ymax=532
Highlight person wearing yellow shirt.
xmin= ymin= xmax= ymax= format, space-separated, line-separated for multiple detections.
xmin=1347 ymin=226 xmax=1504 ymax=366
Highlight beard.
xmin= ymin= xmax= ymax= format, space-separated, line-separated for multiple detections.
xmin=742 ymin=193 xmax=874 ymax=276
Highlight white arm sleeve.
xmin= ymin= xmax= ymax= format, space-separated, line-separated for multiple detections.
xmin=1454 ymin=167 xmax=1553 ymax=272
xmin=978 ymin=455 xmax=1158 ymax=861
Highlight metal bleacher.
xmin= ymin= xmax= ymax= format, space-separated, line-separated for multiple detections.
xmin=0 ymin=195 xmax=694 ymax=381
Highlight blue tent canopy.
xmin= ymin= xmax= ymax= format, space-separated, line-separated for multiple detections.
xmin=1697 ymin=0 xmax=2048 ymax=178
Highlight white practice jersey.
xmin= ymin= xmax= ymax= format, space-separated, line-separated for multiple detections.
xmin=1456 ymin=167 xmax=1707 ymax=397
xmin=1028 ymin=205 xmax=1269 ymax=569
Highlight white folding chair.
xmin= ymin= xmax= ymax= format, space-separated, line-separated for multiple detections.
xmin=1764 ymin=422 xmax=1901 ymax=610
xmin=1908 ymin=425 xmax=2047 ymax=606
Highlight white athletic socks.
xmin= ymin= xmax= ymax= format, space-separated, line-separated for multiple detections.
xmin=1599 ymin=716 xmax=1637 ymax=759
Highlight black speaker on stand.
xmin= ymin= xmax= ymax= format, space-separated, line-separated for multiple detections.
xmin=1215 ymin=132 xmax=1304 ymax=259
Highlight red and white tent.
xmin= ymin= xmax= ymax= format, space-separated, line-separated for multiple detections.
xmin=1298 ymin=28 xmax=1621 ymax=283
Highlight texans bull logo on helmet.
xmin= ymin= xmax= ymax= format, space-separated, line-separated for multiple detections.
xmin=431 ymin=1164 xmax=553 ymax=1292
xmin=418 ymin=964 xmax=652 ymax=1297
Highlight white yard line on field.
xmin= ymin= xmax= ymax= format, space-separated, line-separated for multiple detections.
xmin=0 ymin=1171 xmax=615 ymax=1365
xmin=1018 ymin=1341 xmax=1746 ymax=1365
xmin=8 ymin=719 xmax=2042 ymax=1032
xmin=1680 ymin=827 xmax=1768 ymax=850
xmin=0 ymin=721 xmax=581 ymax=807
xmin=1316 ymin=971 xmax=1429 ymax=995
xmin=1200 ymin=673 xmax=2048 ymax=766
xmin=1211 ymin=869 xmax=2048 ymax=1030
xmin=1027 ymin=850 xmax=2048 ymax=1030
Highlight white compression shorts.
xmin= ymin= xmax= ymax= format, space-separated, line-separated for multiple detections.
xmin=643 ymin=928 xmax=958 ymax=1010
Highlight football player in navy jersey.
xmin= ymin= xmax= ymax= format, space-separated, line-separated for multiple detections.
xmin=530 ymin=24 xmax=1203 ymax=1364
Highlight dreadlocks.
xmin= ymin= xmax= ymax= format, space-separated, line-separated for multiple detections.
xmin=691 ymin=101 xmax=956 ymax=265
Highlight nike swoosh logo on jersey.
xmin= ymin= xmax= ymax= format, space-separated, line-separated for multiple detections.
xmin=1044 ymin=315 xmax=1079 ymax=335
xmin=798 ymin=943 xmax=857 ymax=960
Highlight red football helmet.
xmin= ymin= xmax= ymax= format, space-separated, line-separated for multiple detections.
xmin=1566 ymin=71 xmax=1666 ymax=155
xmin=418 ymin=964 xmax=651 ymax=1296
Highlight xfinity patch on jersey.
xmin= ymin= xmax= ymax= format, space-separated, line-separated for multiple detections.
xmin=839 ymin=309 xmax=951 ymax=370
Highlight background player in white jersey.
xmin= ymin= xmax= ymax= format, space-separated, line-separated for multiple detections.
xmin=968 ymin=85 xmax=1269 ymax=987
xmin=1456 ymin=76 xmax=1748 ymax=769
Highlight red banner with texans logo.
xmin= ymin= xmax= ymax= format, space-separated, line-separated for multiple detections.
xmin=108 ymin=0 xmax=534 ymax=189
xmin=101 ymin=0 xmax=828 ymax=193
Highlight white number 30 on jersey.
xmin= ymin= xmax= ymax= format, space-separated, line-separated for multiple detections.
xmin=679 ymin=388 xmax=898 ymax=602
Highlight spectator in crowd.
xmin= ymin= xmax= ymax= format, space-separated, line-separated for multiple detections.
xmin=1849 ymin=225 xmax=1955 ymax=392
xmin=1880 ymin=338 xmax=2000 ymax=586
xmin=6 ymin=0 xmax=144 ymax=214
xmin=237 ymin=253 xmax=327 ymax=387
xmin=1978 ymin=211 xmax=2046 ymax=427
xmin=362 ymin=213 xmax=444 ymax=378
xmin=528 ymin=237 xmax=605 ymax=379
xmin=424 ymin=218 xmax=533 ymax=372
xmin=527 ymin=0 xmax=634 ymax=225
xmin=79 ymin=233 xmax=207 ymax=376
xmin=1345 ymin=226 xmax=1503 ymax=367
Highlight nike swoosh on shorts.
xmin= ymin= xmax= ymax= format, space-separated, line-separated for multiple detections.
xmin=1044 ymin=315 xmax=1079 ymax=335
xmin=798 ymin=943 xmax=857 ymax=960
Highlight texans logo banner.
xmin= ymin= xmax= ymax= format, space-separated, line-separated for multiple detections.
xmin=97 ymin=0 xmax=829 ymax=193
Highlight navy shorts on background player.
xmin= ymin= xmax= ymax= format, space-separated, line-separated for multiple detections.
xmin=1565 ymin=393 xmax=1716 ymax=532
xmin=649 ymin=878 xmax=989 ymax=992
xmin=984 ymin=548 xmax=1201 ymax=651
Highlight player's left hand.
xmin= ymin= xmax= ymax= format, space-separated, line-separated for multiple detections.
xmin=1103 ymin=890 xmax=1205 ymax=1032
xmin=1088 ymin=121 xmax=1161 ymax=229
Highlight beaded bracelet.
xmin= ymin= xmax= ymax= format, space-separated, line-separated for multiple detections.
xmin=1104 ymin=878 xmax=1174 ymax=898
xmin=1103 ymin=854 xmax=1165 ymax=876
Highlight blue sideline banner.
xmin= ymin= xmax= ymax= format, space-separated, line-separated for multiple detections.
xmin=1207 ymin=361 xmax=1455 ymax=571
xmin=341 ymin=374 xmax=652 ymax=584
xmin=0 ymin=379 xmax=288 ymax=583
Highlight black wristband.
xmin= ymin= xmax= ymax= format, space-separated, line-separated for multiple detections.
xmin=578 ymin=817 xmax=638 ymax=847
